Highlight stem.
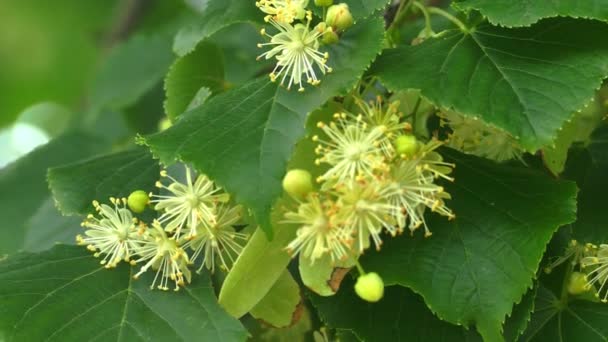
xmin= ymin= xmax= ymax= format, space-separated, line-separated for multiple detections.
xmin=103 ymin=0 xmax=150 ymax=48
xmin=427 ymin=6 xmax=468 ymax=33
xmin=360 ymin=76 xmax=378 ymax=99
xmin=355 ymin=260 xmax=366 ymax=276
xmin=412 ymin=1 xmax=469 ymax=33
xmin=410 ymin=96 xmax=422 ymax=129
xmin=412 ymin=1 xmax=433 ymax=36
xmin=560 ymin=257 xmax=574 ymax=306
xmin=387 ymin=0 xmax=414 ymax=46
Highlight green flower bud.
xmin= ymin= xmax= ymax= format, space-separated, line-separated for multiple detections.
xmin=354 ymin=272 xmax=384 ymax=302
xmin=315 ymin=0 xmax=333 ymax=7
xmin=326 ymin=4 xmax=354 ymax=31
xmin=158 ymin=118 xmax=172 ymax=132
xmin=127 ymin=190 xmax=150 ymax=213
xmin=567 ymin=272 xmax=590 ymax=295
xmin=395 ymin=135 xmax=419 ymax=156
xmin=282 ymin=169 xmax=313 ymax=199
xmin=321 ymin=28 xmax=339 ymax=45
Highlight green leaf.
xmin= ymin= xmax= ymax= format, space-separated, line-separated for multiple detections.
xmin=542 ymin=99 xmax=605 ymax=175
xmin=504 ymin=286 xmax=537 ymax=342
xmin=143 ymin=17 xmax=385 ymax=234
xmin=454 ymin=0 xmax=608 ymax=27
xmin=91 ymin=33 xmax=174 ymax=110
xmin=299 ymin=253 xmax=354 ymax=296
xmin=361 ymin=150 xmax=578 ymax=341
xmin=218 ymin=213 xmax=296 ymax=319
xmin=521 ymin=286 xmax=608 ymax=341
xmin=164 ymin=41 xmax=225 ymax=120
xmin=187 ymin=87 xmax=212 ymax=111
xmin=562 ymin=127 xmax=608 ymax=242
xmin=310 ymin=276 xmax=469 ymax=341
xmin=22 ymin=198 xmax=82 ymax=252
xmin=48 ymin=148 xmax=160 ymax=216
xmin=0 ymin=133 xmax=105 ymax=254
xmin=589 ymin=123 xmax=608 ymax=166
xmin=0 ymin=245 xmax=247 ymax=342
xmin=371 ymin=18 xmax=608 ymax=151
xmin=173 ymin=0 xmax=260 ymax=56
xmin=250 ymin=270 xmax=302 ymax=328
xmin=16 ymin=102 xmax=72 ymax=138
xmin=217 ymin=102 xmax=344 ymax=320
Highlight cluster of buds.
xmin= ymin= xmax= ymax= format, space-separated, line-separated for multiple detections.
xmin=440 ymin=110 xmax=523 ymax=162
xmin=256 ymin=0 xmax=354 ymax=91
xmin=76 ymin=166 xmax=248 ymax=291
xmin=282 ymin=96 xmax=456 ymax=265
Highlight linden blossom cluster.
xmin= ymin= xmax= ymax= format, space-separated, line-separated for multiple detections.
xmin=255 ymin=0 xmax=354 ymax=92
xmin=545 ymin=240 xmax=608 ymax=303
xmin=440 ymin=110 xmax=524 ymax=162
xmin=282 ymin=96 xmax=456 ymax=264
xmin=76 ymin=166 xmax=248 ymax=291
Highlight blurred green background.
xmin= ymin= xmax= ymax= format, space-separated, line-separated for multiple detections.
xmin=0 ymin=0 xmax=188 ymax=167
xmin=0 ymin=0 xmax=119 ymax=127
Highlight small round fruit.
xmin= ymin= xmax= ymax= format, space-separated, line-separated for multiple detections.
xmin=354 ymin=272 xmax=384 ymax=302
xmin=326 ymin=4 xmax=354 ymax=31
xmin=395 ymin=135 xmax=419 ymax=156
xmin=314 ymin=0 xmax=333 ymax=6
xmin=127 ymin=190 xmax=150 ymax=213
xmin=567 ymin=272 xmax=590 ymax=295
xmin=282 ymin=169 xmax=313 ymax=199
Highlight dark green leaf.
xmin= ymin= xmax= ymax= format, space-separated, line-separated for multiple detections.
xmin=91 ymin=33 xmax=174 ymax=110
xmin=22 ymin=198 xmax=81 ymax=252
xmin=504 ymin=286 xmax=537 ymax=342
xmin=454 ymin=0 xmax=608 ymax=27
xmin=521 ymin=286 xmax=608 ymax=342
xmin=563 ymin=128 xmax=608 ymax=242
xmin=143 ymin=17 xmax=385 ymax=234
xmin=371 ymin=18 xmax=608 ymax=151
xmin=164 ymin=41 xmax=225 ymax=120
xmin=0 ymin=245 xmax=247 ymax=342
xmin=48 ymin=148 xmax=159 ymax=216
xmin=0 ymin=133 xmax=105 ymax=254
xmin=310 ymin=276 xmax=469 ymax=342
xmin=589 ymin=123 xmax=608 ymax=166
xmin=173 ymin=0 xmax=260 ymax=56
xmin=362 ymin=150 xmax=578 ymax=341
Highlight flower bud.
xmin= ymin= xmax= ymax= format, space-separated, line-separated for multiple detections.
xmin=158 ymin=118 xmax=172 ymax=132
xmin=354 ymin=272 xmax=384 ymax=302
xmin=283 ymin=169 xmax=313 ymax=199
xmin=395 ymin=135 xmax=419 ymax=156
xmin=326 ymin=4 xmax=354 ymax=31
xmin=321 ymin=28 xmax=339 ymax=45
xmin=127 ymin=190 xmax=150 ymax=213
xmin=567 ymin=272 xmax=590 ymax=295
xmin=315 ymin=0 xmax=333 ymax=6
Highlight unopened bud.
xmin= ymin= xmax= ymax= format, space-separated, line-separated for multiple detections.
xmin=282 ymin=169 xmax=314 ymax=199
xmin=127 ymin=190 xmax=150 ymax=213
xmin=567 ymin=272 xmax=590 ymax=295
xmin=354 ymin=272 xmax=384 ymax=302
xmin=326 ymin=4 xmax=354 ymax=31
xmin=395 ymin=135 xmax=419 ymax=156
xmin=322 ymin=28 xmax=339 ymax=44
